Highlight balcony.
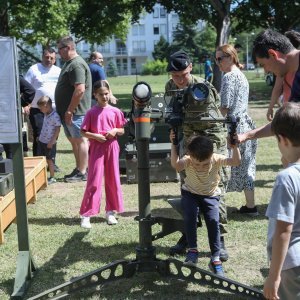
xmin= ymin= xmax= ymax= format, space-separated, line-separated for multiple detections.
xmin=115 ymin=48 xmax=128 ymax=55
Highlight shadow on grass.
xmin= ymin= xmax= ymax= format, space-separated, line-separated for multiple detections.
xmin=28 ymin=216 xmax=107 ymax=226
xmin=74 ymin=275 xmax=245 ymax=300
xmin=1 ymin=223 xmax=262 ymax=299
xmin=22 ymin=229 xmax=248 ymax=300
xmin=56 ymin=149 xmax=73 ymax=154
xmin=256 ymin=164 xmax=280 ymax=172
xmin=20 ymin=231 xmax=139 ymax=299
xmin=227 ymin=204 xmax=268 ymax=222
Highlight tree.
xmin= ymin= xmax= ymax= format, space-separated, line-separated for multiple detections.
xmin=232 ymin=0 xmax=300 ymax=34
xmin=1 ymin=0 xmax=134 ymax=56
xmin=130 ymin=0 xmax=233 ymax=89
xmin=171 ymin=23 xmax=202 ymax=60
xmin=152 ymin=35 xmax=170 ymax=60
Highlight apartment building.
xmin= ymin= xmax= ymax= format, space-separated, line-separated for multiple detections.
xmin=77 ymin=4 xmax=202 ymax=76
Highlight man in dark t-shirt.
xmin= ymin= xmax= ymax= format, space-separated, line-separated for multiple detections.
xmin=55 ymin=36 xmax=92 ymax=182
xmin=238 ymin=29 xmax=300 ymax=143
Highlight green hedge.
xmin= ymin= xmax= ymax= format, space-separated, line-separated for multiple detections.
xmin=141 ymin=59 xmax=168 ymax=75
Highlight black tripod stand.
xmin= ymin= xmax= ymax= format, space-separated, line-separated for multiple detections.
xmin=28 ymin=82 xmax=264 ymax=300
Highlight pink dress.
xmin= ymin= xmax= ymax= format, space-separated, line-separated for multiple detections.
xmin=80 ymin=105 xmax=127 ymax=216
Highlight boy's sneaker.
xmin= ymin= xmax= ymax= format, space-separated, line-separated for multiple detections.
xmin=64 ymin=168 xmax=79 ymax=179
xmin=237 ymin=205 xmax=259 ymax=216
xmin=65 ymin=171 xmax=86 ymax=183
xmin=48 ymin=177 xmax=57 ymax=185
xmin=106 ymin=211 xmax=118 ymax=225
xmin=80 ymin=216 xmax=91 ymax=229
xmin=183 ymin=249 xmax=199 ymax=267
xmin=209 ymin=260 xmax=224 ymax=276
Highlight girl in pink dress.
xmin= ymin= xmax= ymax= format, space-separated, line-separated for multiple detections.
xmin=79 ymin=80 xmax=127 ymax=228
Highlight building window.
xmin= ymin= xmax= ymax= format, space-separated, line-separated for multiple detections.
xmin=140 ymin=41 xmax=146 ymax=52
xmin=153 ymin=25 xmax=159 ymax=35
xmin=123 ymin=58 xmax=128 ymax=72
xmin=160 ymin=7 xmax=166 ymax=18
xmin=98 ymin=43 xmax=110 ymax=53
xmin=132 ymin=24 xmax=139 ymax=36
xmin=139 ymin=24 xmax=145 ymax=35
xmin=132 ymin=24 xmax=145 ymax=36
xmin=116 ymin=40 xmax=127 ymax=55
xmin=153 ymin=7 xmax=159 ymax=18
xmin=160 ymin=24 xmax=167 ymax=35
xmin=132 ymin=41 xmax=146 ymax=52
xmin=131 ymin=58 xmax=136 ymax=70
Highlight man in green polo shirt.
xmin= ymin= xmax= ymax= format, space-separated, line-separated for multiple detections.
xmin=55 ymin=36 xmax=92 ymax=182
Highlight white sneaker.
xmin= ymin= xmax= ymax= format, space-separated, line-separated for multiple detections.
xmin=106 ymin=211 xmax=118 ymax=225
xmin=80 ymin=216 xmax=91 ymax=229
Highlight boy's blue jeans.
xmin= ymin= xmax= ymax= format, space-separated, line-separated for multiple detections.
xmin=181 ymin=189 xmax=220 ymax=258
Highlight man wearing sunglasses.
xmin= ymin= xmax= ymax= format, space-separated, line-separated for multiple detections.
xmin=165 ymin=50 xmax=229 ymax=262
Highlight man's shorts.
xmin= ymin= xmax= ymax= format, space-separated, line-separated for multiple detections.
xmin=38 ymin=141 xmax=56 ymax=161
xmin=62 ymin=115 xmax=84 ymax=138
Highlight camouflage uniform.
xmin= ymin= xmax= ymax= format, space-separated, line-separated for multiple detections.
xmin=165 ymin=75 xmax=229 ymax=234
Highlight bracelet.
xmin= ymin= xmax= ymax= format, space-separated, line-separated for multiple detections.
xmin=65 ymin=111 xmax=73 ymax=115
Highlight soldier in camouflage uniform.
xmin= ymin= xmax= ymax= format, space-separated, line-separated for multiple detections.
xmin=165 ymin=50 xmax=229 ymax=261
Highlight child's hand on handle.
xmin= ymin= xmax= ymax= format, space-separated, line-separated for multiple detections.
xmin=169 ymin=129 xmax=176 ymax=144
xmin=227 ymin=133 xmax=239 ymax=148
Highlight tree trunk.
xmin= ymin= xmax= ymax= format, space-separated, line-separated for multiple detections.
xmin=212 ymin=15 xmax=230 ymax=92
xmin=0 ymin=3 xmax=9 ymax=36
xmin=210 ymin=0 xmax=231 ymax=92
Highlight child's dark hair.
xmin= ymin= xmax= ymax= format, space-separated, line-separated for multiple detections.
xmin=37 ymin=95 xmax=52 ymax=107
xmin=93 ymin=80 xmax=110 ymax=92
xmin=187 ymin=135 xmax=213 ymax=161
xmin=271 ymin=102 xmax=300 ymax=146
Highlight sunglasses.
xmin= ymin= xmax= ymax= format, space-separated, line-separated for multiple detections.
xmin=215 ymin=55 xmax=229 ymax=63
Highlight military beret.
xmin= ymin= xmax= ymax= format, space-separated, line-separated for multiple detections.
xmin=166 ymin=50 xmax=191 ymax=72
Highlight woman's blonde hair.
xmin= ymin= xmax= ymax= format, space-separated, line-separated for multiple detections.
xmin=216 ymin=44 xmax=240 ymax=68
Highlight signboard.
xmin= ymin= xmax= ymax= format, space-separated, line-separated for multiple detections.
xmin=0 ymin=37 xmax=20 ymax=143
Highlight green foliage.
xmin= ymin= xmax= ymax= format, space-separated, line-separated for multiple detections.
xmin=17 ymin=45 xmax=40 ymax=75
xmin=9 ymin=0 xmax=78 ymax=47
xmin=106 ymin=61 xmax=118 ymax=77
xmin=232 ymin=0 xmax=300 ymax=34
xmin=141 ymin=59 xmax=168 ymax=76
xmin=172 ymin=23 xmax=202 ymax=60
xmin=4 ymin=0 xmax=132 ymax=47
xmin=152 ymin=36 xmax=170 ymax=61
xmin=71 ymin=0 xmax=132 ymax=44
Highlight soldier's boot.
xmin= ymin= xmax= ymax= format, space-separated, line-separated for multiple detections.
xmin=220 ymin=235 xmax=229 ymax=262
xmin=169 ymin=234 xmax=188 ymax=256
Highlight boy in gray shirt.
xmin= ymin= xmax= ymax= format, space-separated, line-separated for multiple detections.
xmin=264 ymin=102 xmax=300 ymax=299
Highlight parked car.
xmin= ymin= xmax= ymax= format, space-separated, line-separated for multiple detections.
xmin=265 ymin=72 xmax=275 ymax=86
xmin=245 ymin=63 xmax=255 ymax=70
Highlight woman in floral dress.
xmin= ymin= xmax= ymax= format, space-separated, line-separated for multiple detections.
xmin=215 ymin=44 xmax=258 ymax=216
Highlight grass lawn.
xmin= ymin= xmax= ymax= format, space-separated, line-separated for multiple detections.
xmin=0 ymin=72 xmax=279 ymax=300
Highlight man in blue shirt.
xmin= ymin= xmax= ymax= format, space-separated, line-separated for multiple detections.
xmin=204 ymin=55 xmax=213 ymax=83
xmin=88 ymin=52 xmax=106 ymax=106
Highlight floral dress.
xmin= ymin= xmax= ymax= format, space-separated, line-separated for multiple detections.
xmin=220 ymin=68 xmax=257 ymax=192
